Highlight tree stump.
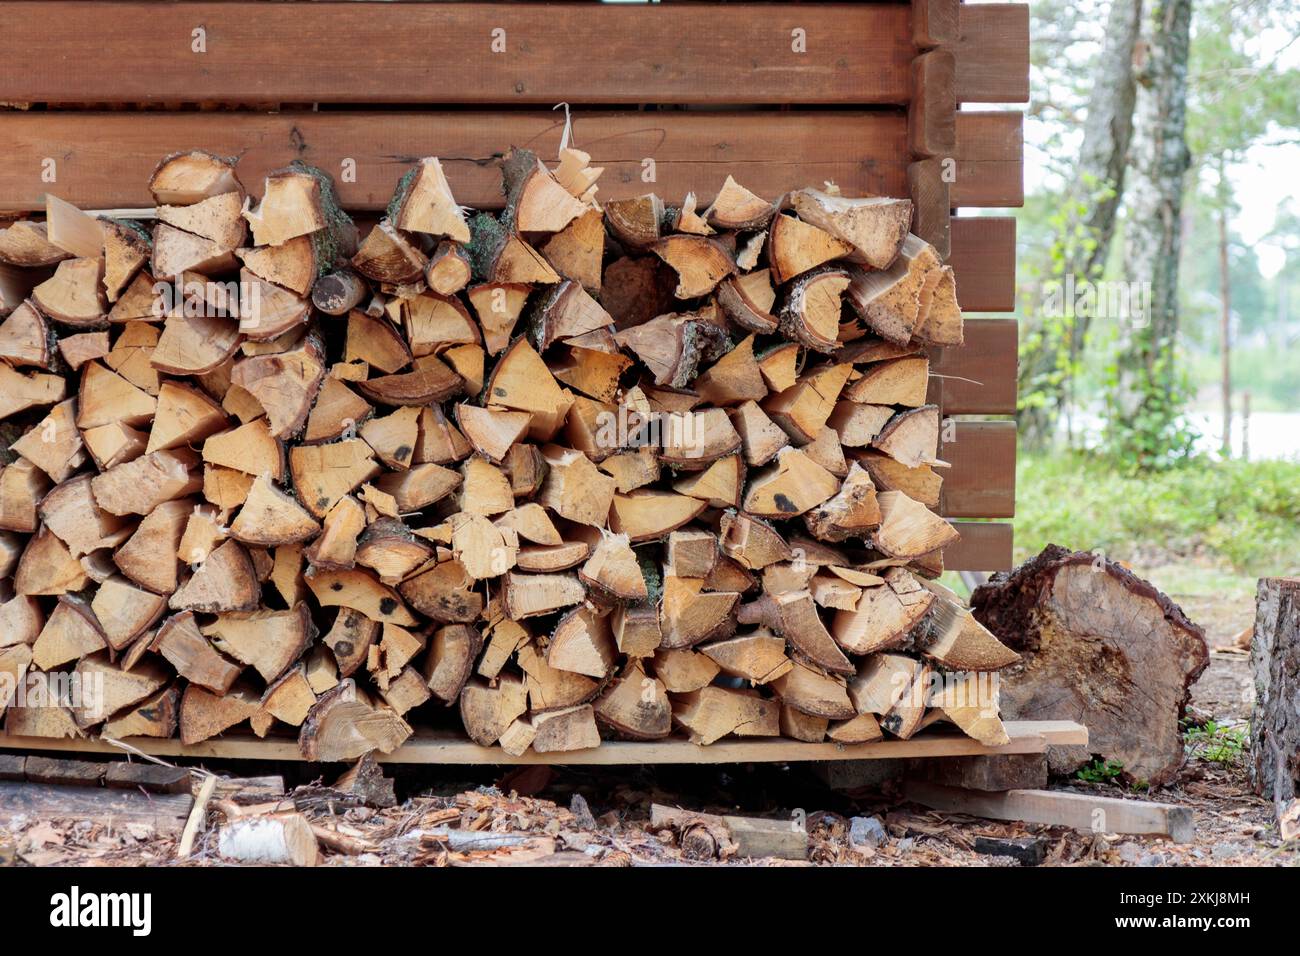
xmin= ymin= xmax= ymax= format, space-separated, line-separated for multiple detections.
xmin=1249 ymin=577 xmax=1300 ymax=804
xmin=971 ymin=544 xmax=1208 ymax=787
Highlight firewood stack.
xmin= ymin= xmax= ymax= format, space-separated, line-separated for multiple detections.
xmin=0 ymin=146 xmax=1021 ymax=761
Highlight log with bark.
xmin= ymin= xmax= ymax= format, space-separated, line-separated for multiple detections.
xmin=1248 ymin=578 xmax=1300 ymax=816
xmin=0 ymin=148 xmax=1008 ymax=760
xmin=971 ymin=544 xmax=1208 ymax=786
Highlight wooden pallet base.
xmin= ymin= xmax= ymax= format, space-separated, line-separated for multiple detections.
xmin=0 ymin=720 xmax=1086 ymax=766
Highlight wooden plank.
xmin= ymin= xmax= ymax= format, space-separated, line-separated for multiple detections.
xmin=952 ymin=111 xmax=1023 ymax=208
xmin=940 ymin=421 xmax=1016 ymax=519
xmin=949 ymin=216 xmax=1016 ymax=312
xmin=912 ymin=0 xmax=960 ymax=48
xmin=928 ymin=317 xmax=1019 ymax=415
xmin=23 ymin=755 xmax=106 ymax=787
xmin=0 ymin=109 xmax=1017 ymax=214
xmin=955 ymin=3 xmax=1030 ymax=104
xmin=943 ymin=521 xmax=1012 ymax=571
xmin=909 ymin=50 xmax=957 ymax=158
xmin=0 ymin=110 xmax=911 ymax=215
xmin=0 ymin=781 xmax=193 ymax=836
xmin=902 ymin=781 xmax=1195 ymax=843
xmin=908 ymin=158 xmax=951 ymax=258
xmin=104 ymin=761 xmax=193 ymax=794
xmin=0 ymin=720 xmax=1087 ymax=765
xmin=0 ymin=754 xmax=26 ymax=780
xmin=0 ymin=2 xmax=914 ymax=105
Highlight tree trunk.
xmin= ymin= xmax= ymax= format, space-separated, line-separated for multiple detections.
xmin=1218 ymin=178 xmax=1232 ymax=457
xmin=1019 ymin=0 xmax=1143 ymax=444
xmin=1249 ymin=578 xmax=1300 ymax=805
xmin=971 ymin=544 xmax=1208 ymax=787
xmin=1111 ymin=0 xmax=1194 ymax=454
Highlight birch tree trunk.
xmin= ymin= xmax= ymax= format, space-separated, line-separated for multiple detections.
xmin=1111 ymin=0 xmax=1194 ymax=451
xmin=1019 ymin=0 xmax=1143 ymax=444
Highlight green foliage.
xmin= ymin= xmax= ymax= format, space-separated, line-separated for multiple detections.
xmin=1101 ymin=344 xmax=1201 ymax=471
xmin=1017 ymin=0 xmax=1300 ymax=444
xmin=1016 ymin=451 xmax=1300 ymax=576
xmin=1183 ymin=719 xmax=1248 ymax=764
xmin=1076 ymin=758 xmax=1125 ymax=783
xmin=1188 ymin=345 xmax=1297 ymax=413
xmin=1017 ymin=178 xmax=1118 ymax=445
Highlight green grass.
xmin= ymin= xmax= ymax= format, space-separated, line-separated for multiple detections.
xmin=1075 ymin=758 xmax=1125 ymax=783
xmin=1014 ymin=452 xmax=1300 ymax=577
xmin=1183 ymin=719 xmax=1249 ymax=764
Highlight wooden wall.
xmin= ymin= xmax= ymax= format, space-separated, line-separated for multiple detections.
xmin=0 ymin=0 xmax=1027 ymax=570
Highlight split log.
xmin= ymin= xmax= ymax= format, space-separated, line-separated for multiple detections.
xmin=299 ymin=680 xmax=412 ymax=762
xmin=0 ymin=152 xmax=1000 ymax=759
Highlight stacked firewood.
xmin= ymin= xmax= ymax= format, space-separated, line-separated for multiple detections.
xmin=0 ymin=147 xmax=1021 ymax=760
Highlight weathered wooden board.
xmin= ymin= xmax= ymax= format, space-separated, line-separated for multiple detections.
xmin=903 ymin=780 xmax=1194 ymax=842
xmin=0 ymin=781 xmax=193 ymax=835
xmin=0 ymin=2 xmax=914 ymax=105
xmin=0 ymin=721 xmax=1086 ymax=765
xmin=0 ymin=110 xmax=1018 ymax=213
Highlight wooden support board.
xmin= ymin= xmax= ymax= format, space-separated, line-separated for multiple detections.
xmin=928 ymin=318 xmax=1019 ymax=414
xmin=0 ymin=781 xmax=193 ymax=836
xmin=955 ymin=3 xmax=1031 ymax=104
xmin=0 ymin=721 xmax=1085 ymax=766
xmin=949 ymin=217 xmax=1018 ymax=312
xmin=903 ymin=780 xmax=1195 ymax=842
xmin=0 ymin=2 xmax=1027 ymax=107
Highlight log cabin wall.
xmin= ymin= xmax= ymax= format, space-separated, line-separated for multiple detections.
xmin=0 ymin=0 xmax=1027 ymax=571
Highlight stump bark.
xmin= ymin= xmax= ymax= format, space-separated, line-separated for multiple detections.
xmin=1249 ymin=577 xmax=1300 ymax=804
xmin=971 ymin=544 xmax=1208 ymax=787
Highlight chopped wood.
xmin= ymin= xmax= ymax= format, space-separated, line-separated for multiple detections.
xmin=0 ymin=151 xmax=998 ymax=760
xmin=789 ymin=190 xmax=912 ymax=269
xmin=391 ymin=157 xmax=470 ymax=242
xmin=673 ymin=686 xmax=779 ymax=745
xmin=703 ymin=176 xmax=776 ymax=231
xmin=653 ymin=235 xmax=735 ymax=299
xmin=153 ymin=611 xmax=241 ymax=694
xmin=299 ymin=680 xmax=412 ymax=762
xmin=873 ymin=490 xmax=960 ymax=560
xmin=844 ymin=234 xmax=945 ymax=346
xmin=604 ymin=194 xmax=664 ymax=251
xmin=531 ymin=704 xmax=601 ymax=753
xmin=219 ymin=812 xmax=320 ymax=866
